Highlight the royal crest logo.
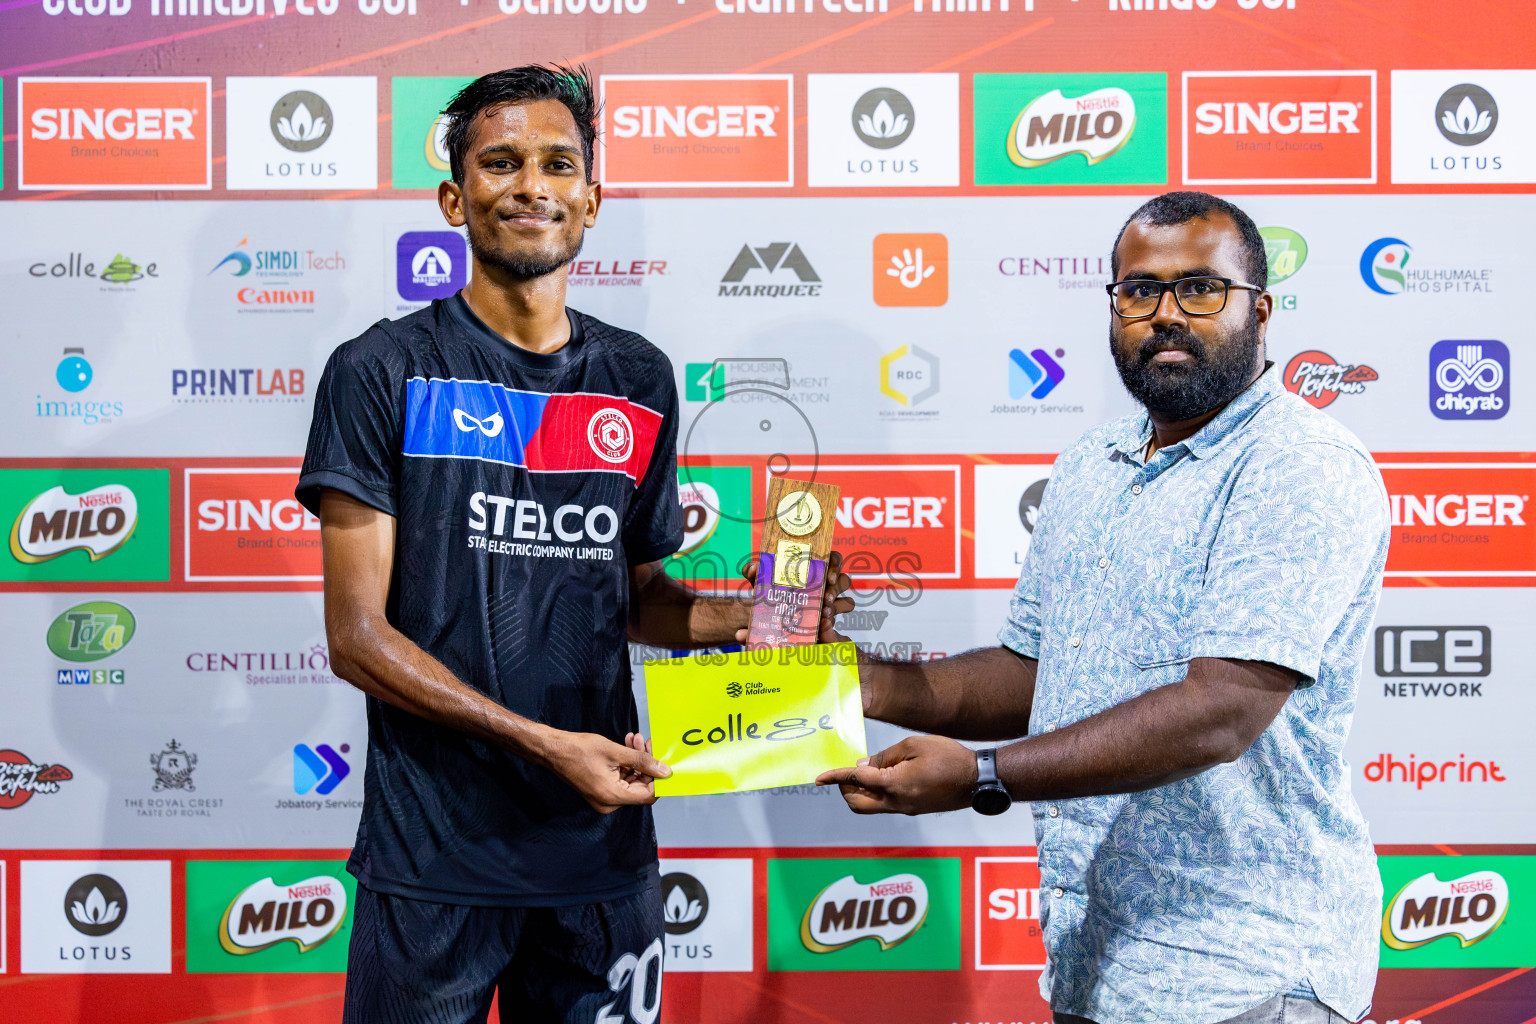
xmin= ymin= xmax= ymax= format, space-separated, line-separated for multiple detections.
xmin=10 ymin=483 xmax=139 ymax=564
xmin=1383 ymin=870 xmax=1509 ymax=950
xmin=588 ymin=408 xmax=634 ymax=464
xmin=1284 ymin=351 xmax=1379 ymax=409
xmin=800 ymin=873 xmax=929 ymax=953
xmin=219 ymin=875 xmax=349 ymax=955
xmin=0 ymin=749 xmax=73 ymax=809
xmin=1007 ymin=87 xmax=1135 ymax=168
xmin=150 ymin=740 xmax=197 ymax=792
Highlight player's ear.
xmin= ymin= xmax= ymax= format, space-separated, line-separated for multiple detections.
xmin=584 ymin=181 xmax=602 ymax=229
xmin=439 ymin=179 xmax=467 ymax=229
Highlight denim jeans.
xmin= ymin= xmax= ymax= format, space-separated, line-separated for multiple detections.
xmin=1054 ymin=994 xmax=1351 ymax=1024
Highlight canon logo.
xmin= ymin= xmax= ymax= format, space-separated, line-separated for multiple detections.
xmin=1194 ymin=101 xmax=1360 ymax=136
xmin=30 ymin=107 xmax=194 ymax=141
xmin=612 ymin=105 xmax=776 ymax=139
xmin=835 ymin=496 xmax=943 ymax=530
xmin=1389 ymin=493 xmax=1525 ymax=527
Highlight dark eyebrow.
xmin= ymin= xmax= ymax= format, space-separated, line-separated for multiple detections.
xmin=475 ymin=141 xmax=582 ymax=160
xmin=1120 ymin=266 xmax=1221 ymax=281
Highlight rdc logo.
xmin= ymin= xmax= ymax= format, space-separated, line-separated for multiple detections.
xmin=1430 ymin=340 xmax=1508 ymax=420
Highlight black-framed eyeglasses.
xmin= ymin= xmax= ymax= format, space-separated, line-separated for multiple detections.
xmin=1106 ymin=277 xmax=1264 ymax=319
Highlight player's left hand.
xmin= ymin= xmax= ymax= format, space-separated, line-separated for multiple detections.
xmin=735 ymin=548 xmax=854 ymax=646
xmin=814 ymin=735 xmax=978 ymax=815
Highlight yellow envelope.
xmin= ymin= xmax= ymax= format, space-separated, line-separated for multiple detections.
xmin=645 ymin=642 xmax=866 ymax=797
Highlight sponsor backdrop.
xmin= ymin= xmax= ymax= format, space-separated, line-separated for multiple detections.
xmin=0 ymin=2 xmax=1532 ymax=1022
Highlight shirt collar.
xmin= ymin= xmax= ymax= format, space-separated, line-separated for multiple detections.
xmin=1109 ymin=361 xmax=1283 ymax=462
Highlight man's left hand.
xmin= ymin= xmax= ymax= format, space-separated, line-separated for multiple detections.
xmin=814 ymin=735 xmax=978 ymax=815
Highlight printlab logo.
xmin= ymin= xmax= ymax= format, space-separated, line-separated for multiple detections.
xmin=853 ymin=89 xmax=914 ymax=149
xmin=1437 ymin=84 xmax=1498 ymax=146
xmin=0 ymin=748 xmax=73 ymax=809
xmin=1283 ymin=351 xmax=1378 ymax=409
xmin=1430 ymin=340 xmax=1508 ymax=420
xmin=293 ymin=743 xmax=350 ymax=795
xmin=719 ymin=243 xmax=822 ymax=298
xmin=1008 ymin=348 xmax=1066 ymax=400
xmin=396 ymin=231 xmax=467 ymax=303
xmin=879 ymin=345 xmax=940 ymax=407
xmin=873 ymin=233 xmax=947 ymax=307
xmin=662 ymin=872 xmax=709 ymax=935
xmin=150 ymin=740 xmax=197 ymax=792
xmin=270 ymin=91 xmax=333 ymax=152
xmin=65 ymin=874 xmax=127 ymax=937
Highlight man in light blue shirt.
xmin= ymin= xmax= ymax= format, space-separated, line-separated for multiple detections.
xmin=818 ymin=192 xmax=1388 ymax=1024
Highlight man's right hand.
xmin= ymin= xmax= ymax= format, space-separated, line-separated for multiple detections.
xmin=544 ymin=730 xmax=672 ymax=814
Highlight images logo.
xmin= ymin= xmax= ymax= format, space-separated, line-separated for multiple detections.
xmin=1437 ymin=84 xmax=1498 ymax=146
xmin=48 ymin=601 xmax=135 ymax=663
xmin=601 ymin=75 xmax=793 ymax=188
xmin=0 ymin=749 xmax=73 ymax=809
xmin=1184 ymin=71 xmax=1376 ymax=184
xmin=1008 ymin=348 xmax=1066 ymax=400
xmin=1283 ymin=351 xmax=1377 ymax=409
xmin=719 ymin=243 xmax=822 ymax=298
xmin=65 ymin=874 xmax=127 ymax=937
xmin=396 ymin=231 xmax=467 ymax=303
xmin=1430 ymin=340 xmax=1508 ymax=420
xmin=873 ymin=233 xmax=947 ymax=307
xmin=151 ymin=740 xmax=197 ymax=792
xmin=1385 ymin=870 xmax=1507 ymax=950
xmin=879 ymin=346 xmax=940 ymax=407
xmin=40 ymin=348 xmax=124 ymax=426
xmin=973 ymin=73 xmax=1167 ymax=186
xmin=293 ymin=743 xmax=350 ymax=795
xmin=19 ymin=76 xmax=212 ymax=190
xmin=768 ymin=858 xmax=959 ymax=971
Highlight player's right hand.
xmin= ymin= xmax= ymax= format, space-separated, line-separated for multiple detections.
xmin=547 ymin=730 xmax=672 ymax=814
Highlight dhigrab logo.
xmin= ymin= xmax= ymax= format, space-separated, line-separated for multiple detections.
xmin=1430 ymin=340 xmax=1508 ymax=420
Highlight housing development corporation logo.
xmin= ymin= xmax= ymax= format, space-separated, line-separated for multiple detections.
xmin=225 ymin=76 xmax=377 ymax=190
xmin=1429 ymin=340 xmax=1508 ymax=420
xmin=1184 ymin=71 xmax=1376 ymax=184
xmin=719 ymin=242 xmax=822 ymax=298
xmin=0 ymin=749 xmax=73 ymax=809
xmin=1391 ymin=70 xmax=1536 ymax=184
xmin=807 ymin=74 xmax=959 ymax=187
xmin=873 ymin=233 xmax=947 ymax=307
xmin=601 ymin=75 xmax=792 ymax=187
xmin=1283 ymin=351 xmax=1377 ymax=409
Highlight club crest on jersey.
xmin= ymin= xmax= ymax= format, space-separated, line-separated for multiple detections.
xmin=588 ymin=408 xmax=634 ymax=464
xmin=453 ymin=408 xmax=504 ymax=438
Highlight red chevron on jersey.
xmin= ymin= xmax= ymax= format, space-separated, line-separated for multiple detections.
xmin=524 ymin=393 xmax=664 ymax=485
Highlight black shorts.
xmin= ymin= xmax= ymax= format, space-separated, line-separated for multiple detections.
xmin=342 ymin=875 xmax=664 ymax=1024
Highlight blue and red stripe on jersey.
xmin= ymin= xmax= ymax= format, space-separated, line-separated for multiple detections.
xmin=402 ymin=377 xmax=664 ymax=486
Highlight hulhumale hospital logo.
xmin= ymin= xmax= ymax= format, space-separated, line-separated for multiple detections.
xmin=1359 ymin=237 xmax=1493 ymax=296
xmin=1360 ymin=237 xmax=1411 ymax=294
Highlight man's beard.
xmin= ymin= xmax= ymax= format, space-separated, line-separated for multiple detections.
xmin=1110 ymin=310 xmax=1262 ymax=423
xmin=467 ymin=215 xmax=585 ymax=281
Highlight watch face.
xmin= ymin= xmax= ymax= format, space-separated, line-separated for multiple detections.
xmin=972 ymin=785 xmax=1012 ymax=816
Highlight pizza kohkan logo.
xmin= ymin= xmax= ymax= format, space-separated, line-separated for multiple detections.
xmin=600 ymin=75 xmax=793 ymax=187
xmin=1283 ymin=351 xmax=1378 ymax=408
xmin=800 ymin=873 xmax=929 ymax=953
xmin=1007 ymin=86 xmax=1135 ymax=167
xmin=186 ymin=469 xmax=321 ymax=583
xmin=19 ymin=77 xmax=212 ymax=190
xmin=10 ymin=484 xmax=139 ymax=564
xmin=219 ymin=875 xmax=348 ymax=955
xmin=0 ymin=749 xmax=73 ymax=809
xmin=1183 ymin=71 xmax=1375 ymax=184
xmin=1383 ymin=871 xmax=1509 ymax=950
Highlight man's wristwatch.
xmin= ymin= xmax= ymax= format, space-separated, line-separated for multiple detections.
xmin=971 ymin=748 xmax=1012 ymax=816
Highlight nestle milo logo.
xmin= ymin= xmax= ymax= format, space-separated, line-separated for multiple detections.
xmin=1384 ymin=870 xmax=1509 ymax=950
xmin=47 ymin=601 xmax=136 ymax=662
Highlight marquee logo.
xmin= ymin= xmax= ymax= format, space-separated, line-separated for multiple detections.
xmin=600 ymin=75 xmax=792 ymax=188
xmin=801 ymin=873 xmax=928 ymax=953
xmin=1430 ymin=340 xmax=1508 ymax=420
xmin=1283 ymin=351 xmax=1377 ymax=408
xmin=218 ymin=875 xmax=348 ymax=955
xmin=1383 ymin=871 xmax=1508 ymax=950
xmin=719 ymin=242 xmax=821 ymax=298
xmin=1006 ymin=87 xmax=1135 ymax=167
xmin=19 ymin=77 xmax=212 ymax=190
xmin=1183 ymin=71 xmax=1375 ymax=184
xmin=10 ymin=484 xmax=138 ymax=564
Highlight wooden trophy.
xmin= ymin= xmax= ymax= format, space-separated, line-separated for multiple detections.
xmin=745 ymin=477 xmax=840 ymax=648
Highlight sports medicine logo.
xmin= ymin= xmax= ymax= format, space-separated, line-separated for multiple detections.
xmin=1391 ymin=71 xmax=1536 ymax=184
xmin=1007 ymin=348 xmax=1066 ymax=400
xmin=600 ymin=75 xmax=792 ymax=188
xmin=396 ymin=231 xmax=467 ymax=303
xmin=1183 ymin=71 xmax=1376 ymax=184
xmin=293 ymin=743 xmax=350 ymax=795
xmin=1429 ymin=340 xmax=1508 ymax=420
xmin=806 ymin=74 xmax=959 ymax=187
xmin=1283 ymin=351 xmax=1377 ymax=409
xmin=873 ymin=233 xmax=947 ymax=307
xmin=225 ymin=77 xmax=377 ymax=190
xmin=19 ymin=77 xmax=212 ymax=190
xmin=0 ymin=749 xmax=73 ymax=809
xmin=719 ymin=242 xmax=822 ymax=298
xmin=186 ymin=469 xmax=322 ymax=583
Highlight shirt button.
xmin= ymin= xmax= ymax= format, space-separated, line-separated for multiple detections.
xmin=1069 ymin=636 xmax=1081 ymax=648
xmin=1053 ymin=887 xmax=1064 ymax=899
xmin=1098 ymin=556 xmax=1109 ymax=569
xmin=1048 ymin=806 xmax=1060 ymax=818
xmin=1131 ymin=484 xmax=1143 ymax=495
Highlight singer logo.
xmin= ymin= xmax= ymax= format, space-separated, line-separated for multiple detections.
xmin=20 ymin=77 xmax=212 ymax=190
xmin=1379 ymin=463 xmax=1536 ymax=582
xmin=976 ymin=858 xmax=1046 ymax=970
xmin=1383 ymin=871 xmax=1509 ymax=950
xmin=823 ymin=465 xmax=960 ymax=578
xmin=1183 ymin=71 xmax=1376 ymax=184
xmin=186 ymin=468 xmax=321 ymax=584
xmin=601 ymin=76 xmax=792 ymax=187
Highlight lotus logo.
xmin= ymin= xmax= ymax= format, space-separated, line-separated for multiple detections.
xmin=1435 ymin=84 xmax=1498 ymax=147
xmin=453 ymin=408 xmax=504 ymax=438
xmin=270 ymin=91 xmax=334 ymax=153
xmin=661 ymin=872 xmax=708 ymax=935
xmin=726 ymin=682 xmax=742 ymax=698
xmin=852 ymin=88 xmax=915 ymax=150
xmin=64 ymin=873 xmax=128 ymax=937
xmin=1383 ymin=870 xmax=1508 ymax=950
xmin=1017 ymin=477 xmax=1048 ymax=534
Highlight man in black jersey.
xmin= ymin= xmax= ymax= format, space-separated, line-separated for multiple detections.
xmin=297 ymin=66 xmax=849 ymax=1024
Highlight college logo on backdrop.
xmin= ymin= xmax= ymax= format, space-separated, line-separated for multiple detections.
xmin=1183 ymin=71 xmax=1376 ymax=184
xmin=186 ymin=861 xmax=355 ymax=972
xmin=973 ymin=73 xmax=1167 ymax=185
xmin=1380 ymin=462 xmax=1535 ymax=583
xmin=873 ymin=233 xmax=947 ymax=306
xmin=768 ymin=858 xmax=959 ymax=971
xmin=719 ymin=242 xmax=822 ymax=298
xmin=390 ymin=77 xmax=473 ymax=188
xmin=185 ymin=469 xmax=320 ymax=583
xmin=976 ymin=858 xmax=1046 ymax=970
xmin=1283 ymin=351 xmax=1377 ymax=409
xmin=224 ymin=77 xmax=377 ymax=190
xmin=1378 ymin=857 xmax=1536 ymax=967
xmin=2 ymin=470 xmax=169 ymax=582
xmin=1391 ymin=70 xmax=1536 ymax=184
xmin=0 ymin=749 xmax=73 ymax=809
xmin=659 ymin=859 xmax=753 ymax=972
xmin=18 ymin=77 xmax=211 ymax=190
xmin=20 ymin=861 xmax=172 ymax=974
xmin=600 ymin=75 xmax=792 ymax=187
xmin=822 ymin=465 xmax=959 ymax=578
xmin=806 ymin=74 xmax=960 ymax=187
xmin=1429 ymin=340 xmax=1508 ymax=420
xmin=972 ymin=463 xmax=1053 ymax=580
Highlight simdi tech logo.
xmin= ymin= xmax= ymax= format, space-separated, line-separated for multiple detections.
xmin=767 ymin=858 xmax=959 ymax=971
xmin=391 ymin=77 xmax=472 ymax=188
xmin=19 ymin=77 xmax=212 ymax=190
xmin=1183 ymin=71 xmax=1376 ymax=185
xmin=1378 ymin=856 xmax=1536 ymax=967
xmin=224 ymin=77 xmax=378 ymax=190
xmin=600 ymin=75 xmax=793 ymax=188
xmin=973 ymin=73 xmax=1168 ymax=186
xmin=1 ymin=469 xmax=170 ymax=582
xmin=1391 ymin=70 xmax=1536 ymax=184
xmin=185 ymin=860 xmax=355 ymax=972
xmin=873 ymin=233 xmax=947 ymax=307
xmin=806 ymin=73 xmax=960 ymax=187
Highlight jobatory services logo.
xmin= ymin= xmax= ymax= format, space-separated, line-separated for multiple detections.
xmin=822 ymin=465 xmax=960 ymax=578
xmin=396 ymin=231 xmax=467 ymax=303
xmin=21 ymin=860 xmax=171 ymax=974
xmin=186 ymin=861 xmax=355 ymax=972
xmin=972 ymin=463 xmax=1053 ymax=580
xmin=225 ymin=77 xmax=378 ymax=190
xmin=1391 ymin=71 xmax=1536 ymax=184
xmin=293 ymin=743 xmax=350 ymax=796
xmin=3 ymin=470 xmax=172 ymax=582
xmin=18 ymin=77 xmax=212 ymax=190
xmin=1283 ymin=351 xmax=1378 ymax=409
xmin=768 ymin=858 xmax=959 ymax=971
xmin=50 ymin=600 xmax=135 ymax=686
xmin=976 ymin=857 xmax=1046 ymax=971
xmin=0 ymin=749 xmax=73 ymax=809
xmin=600 ymin=75 xmax=793 ymax=188
xmin=1378 ymin=856 xmax=1536 ymax=967
xmin=719 ymin=242 xmax=822 ymax=298
xmin=1380 ymin=462 xmax=1534 ymax=583
xmin=873 ymin=233 xmax=947 ymax=306
xmin=1006 ymin=348 xmax=1067 ymax=401
xmin=185 ymin=468 xmax=321 ymax=584
xmin=878 ymin=346 xmax=940 ymax=415
xmin=1360 ymin=237 xmax=1493 ymax=297
xmin=1375 ymin=626 xmax=1489 ymax=698
xmin=40 ymin=348 xmax=124 ymax=426
xmin=1429 ymin=340 xmax=1508 ymax=420
xmin=973 ymin=73 xmax=1167 ymax=186
xmin=806 ymin=74 xmax=960 ymax=187
xmin=1183 ymin=71 xmax=1376 ymax=184
xmin=390 ymin=77 xmax=472 ymax=188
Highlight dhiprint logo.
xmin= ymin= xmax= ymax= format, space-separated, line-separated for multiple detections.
xmin=270 ymin=91 xmax=332 ymax=152
xmin=1391 ymin=71 xmax=1536 ymax=184
xmin=1283 ymin=351 xmax=1378 ymax=409
xmin=589 ymin=408 xmax=635 ymax=464
xmin=0 ymin=749 xmax=73 ymax=809
xmin=873 ymin=233 xmax=947 ymax=307
xmin=1361 ymin=237 xmax=1412 ymax=295
xmin=853 ymin=89 xmax=914 ymax=149
xmin=1008 ymin=348 xmax=1065 ymax=400
xmin=1383 ymin=871 xmax=1508 ymax=950
xmin=1437 ymin=84 xmax=1497 ymax=146
xmin=293 ymin=743 xmax=350 ymax=796
xmin=396 ymin=231 xmax=466 ymax=303
xmin=719 ymin=243 xmax=822 ymax=298
xmin=1007 ymin=87 xmax=1135 ymax=167
xmin=1430 ymin=340 xmax=1508 ymax=420
xmin=453 ymin=409 xmax=504 ymax=438
xmin=662 ymin=872 xmax=709 ymax=935
xmin=65 ymin=874 xmax=127 ymax=937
